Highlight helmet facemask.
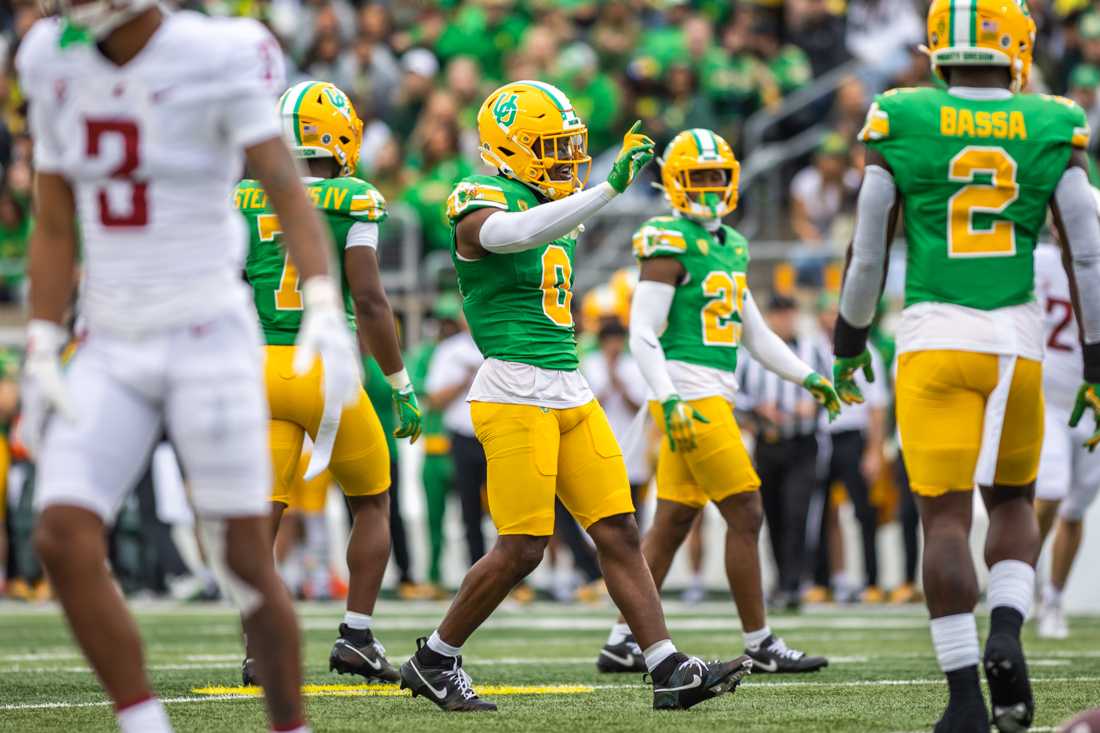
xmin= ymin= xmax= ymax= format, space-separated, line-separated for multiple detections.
xmin=49 ymin=0 xmax=158 ymax=40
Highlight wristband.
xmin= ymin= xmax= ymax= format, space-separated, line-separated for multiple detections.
xmin=833 ymin=313 xmax=870 ymax=359
xmin=27 ymin=319 xmax=69 ymax=355
xmin=385 ymin=368 xmax=412 ymax=391
xmin=1085 ymin=342 xmax=1100 ymax=384
xmin=302 ymin=276 xmax=341 ymax=311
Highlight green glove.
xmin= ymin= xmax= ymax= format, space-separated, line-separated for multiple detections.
xmin=804 ymin=372 xmax=842 ymax=423
xmin=661 ymin=395 xmax=709 ymax=452
xmin=1069 ymin=383 xmax=1100 ymax=452
xmin=607 ymin=120 xmax=655 ymax=193
xmin=832 ymin=350 xmax=875 ymax=406
xmin=392 ymin=385 xmax=423 ymax=444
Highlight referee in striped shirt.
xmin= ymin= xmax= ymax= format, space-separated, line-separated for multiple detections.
xmin=738 ymin=294 xmax=830 ymax=611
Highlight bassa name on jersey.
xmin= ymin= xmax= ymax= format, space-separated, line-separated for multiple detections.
xmin=940 ymin=107 xmax=1027 ymax=140
xmin=234 ymin=184 xmax=352 ymax=211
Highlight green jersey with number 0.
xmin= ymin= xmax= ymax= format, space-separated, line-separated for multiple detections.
xmin=447 ymin=174 xmax=579 ymax=371
xmin=236 ymin=177 xmax=387 ymax=346
xmin=633 ymin=215 xmax=750 ymax=373
xmin=860 ymin=87 xmax=1089 ymax=311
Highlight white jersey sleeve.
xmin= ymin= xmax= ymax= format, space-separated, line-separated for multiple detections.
xmin=1035 ymin=242 xmax=1083 ymax=409
xmin=15 ymin=19 xmax=65 ymax=173
xmin=213 ymin=17 xmax=284 ymax=149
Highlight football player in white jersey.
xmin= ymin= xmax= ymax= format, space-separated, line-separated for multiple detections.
xmin=1033 ymin=229 xmax=1100 ymax=640
xmin=17 ymin=2 xmax=361 ymax=732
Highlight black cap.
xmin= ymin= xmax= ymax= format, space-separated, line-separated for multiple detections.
xmin=767 ymin=293 xmax=799 ymax=311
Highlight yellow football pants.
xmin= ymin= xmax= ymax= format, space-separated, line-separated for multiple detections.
xmin=650 ymin=395 xmax=760 ymax=509
xmin=896 ymin=350 xmax=1043 ymax=497
xmin=469 ymin=399 xmax=635 ymax=536
xmin=264 ymin=345 xmax=390 ymax=506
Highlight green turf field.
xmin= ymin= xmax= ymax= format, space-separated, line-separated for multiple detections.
xmin=1 ymin=599 xmax=1097 ymax=732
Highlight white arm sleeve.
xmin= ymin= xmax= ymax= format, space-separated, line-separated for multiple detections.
xmin=479 ymin=182 xmax=617 ymax=253
xmin=740 ymin=291 xmax=815 ymax=385
xmin=345 ymin=222 xmax=379 ymax=249
xmin=628 ymin=280 xmax=678 ymax=402
xmin=1054 ymin=166 xmax=1100 ymax=344
xmin=839 ymin=165 xmax=896 ymax=329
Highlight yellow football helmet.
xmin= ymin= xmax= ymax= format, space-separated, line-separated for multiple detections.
xmin=924 ymin=0 xmax=1036 ymax=92
xmin=279 ymin=81 xmax=364 ymax=177
xmin=581 ymin=284 xmax=619 ymax=334
xmin=476 ymin=81 xmax=591 ymax=201
xmin=659 ymin=129 xmax=740 ymax=220
xmin=608 ymin=268 xmax=638 ymax=326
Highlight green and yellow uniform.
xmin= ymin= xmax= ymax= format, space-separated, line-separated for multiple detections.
xmin=858 ymin=87 xmax=1090 ymax=495
xmin=446 ymin=174 xmax=634 ymax=536
xmin=236 ymin=176 xmax=391 ymax=505
xmin=632 ymin=215 xmax=760 ymax=508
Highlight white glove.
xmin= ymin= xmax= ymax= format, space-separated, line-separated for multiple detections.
xmin=18 ymin=319 xmax=77 ymax=458
xmin=294 ymin=276 xmax=362 ymax=408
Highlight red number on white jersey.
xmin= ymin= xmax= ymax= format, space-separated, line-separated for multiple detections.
xmin=1046 ymin=297 xmax=1076 ymax=353
xmin=85 ymin=119 xmax=148 ymax=228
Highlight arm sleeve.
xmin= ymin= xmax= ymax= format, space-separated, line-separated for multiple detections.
xmin=345 ymin=222 xmax=379 ymax=249
xmin=740 ymin=291 xmax=815 ymax=385
xmin=219 ymin=20 xmax=286 ymax=149
xmin=838 ymin=165 xmax=896 ymax=331
xmin=1054 ymin=166 xmax=1100 ymax=352
xmin=478 ymin=182 xmax=617 ymax=253
xmin=628 ymin=280 xmax=678 ymax=402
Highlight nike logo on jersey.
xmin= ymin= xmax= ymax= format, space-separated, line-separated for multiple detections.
xmin=599 ymin=650 xmax=637 ymax=667
xmin=752 ymin=658 xmax=779 ymax=672
xmin=653 ymin=674 xmax=702 ymax=693
xmin=410 ymin=661 xmax=448 ymax=700
xmin=338 ymin=640 xmax=382 ymax=670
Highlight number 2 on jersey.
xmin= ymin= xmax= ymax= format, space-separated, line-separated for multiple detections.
xmin=701 ymin=270 xmax=746 ymax=346
xmin=947 ymin=146 xmax=1019 ymax=258
xmin=540 ymin=245 xmax=574 ymax=327
xmin=257 ymin=214 xmax=303 ymax=311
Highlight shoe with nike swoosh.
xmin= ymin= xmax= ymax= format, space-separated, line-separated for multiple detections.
xmin=329 ymin=624 xmax=401 ymax=683
xmin=399 ymin=637 xmax=497 ymax=712
xmin=650 ymin=654 xmax=753 ymax=710
xmin=596 ymin=634 xmax=647 ymax=673
xmin=745 ymin=635 xmax=828 ymax=673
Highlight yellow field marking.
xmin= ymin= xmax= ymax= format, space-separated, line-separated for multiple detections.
xmin=191 ymin=683 xmax=593 ymax=698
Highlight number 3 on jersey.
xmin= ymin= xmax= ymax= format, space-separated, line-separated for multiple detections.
xmin=701 ymin=270 xmax=747 ymax=346
xmin=257 ymin=214 xmax=303 ymax=311
xmin=948 ymin=146 xmax=1019 ymax=258
xmin=540 ymin=245 xmax=573 ymax=327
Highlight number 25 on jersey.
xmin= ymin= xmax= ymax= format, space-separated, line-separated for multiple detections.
xmin=701 ymin=270 xmax=747 ymax=346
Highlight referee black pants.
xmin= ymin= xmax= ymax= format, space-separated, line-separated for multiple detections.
xmin=756 ymin=434 xmax=818 ymax=595
xmin=815 ymin=430 xmax=879 ymax=588
xmin=450 ymin=433 xmax=488 ymax=566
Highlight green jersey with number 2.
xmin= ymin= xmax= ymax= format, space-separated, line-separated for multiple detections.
xmin=447 ymin=174 xmax=579 ymax=371
xmin=236 ymin=177 xmax=387 ymax=346
xmin=859 ymin=87 xmax=1089 ymax=311
xmin=633 ymin=215 xmax=750 ymax=373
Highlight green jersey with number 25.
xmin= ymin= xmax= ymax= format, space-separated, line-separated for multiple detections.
xmin=447 ymin=174 xmax=579 ymax=371
xmin=236 ymin=177 xmax=387 ymax=346
xmin=633 ymin=215 xmax=750 ymax=374
xmin=859 ymin=87 xmax=1089 ymax=311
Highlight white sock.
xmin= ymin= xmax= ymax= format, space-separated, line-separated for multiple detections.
xmin=1042 ymin=582 xmax=1063 ymax=608
xmin=930 ymin=613 xmax=980 ymax=673
xmin=643 ymin=639 xmax=678 ymax=672
xmin=988 ymin=559 xmax=1035 ymax=619
xmin=271 ymin=727 xmax=310 ymax=733
xmin=344 ymin=611 xmax=372 ymax=630
xmin=117 ymin=697 xmax=171 ymax=733
xmin=743 ymin=625 xmax=771 ymax=650
xmin=607 ymin=623 xmax=631 ymax=646
xmin=427 ymin=629 xmax=462 ymax=658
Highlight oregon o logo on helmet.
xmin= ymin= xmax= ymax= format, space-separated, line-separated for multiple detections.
xmin=493 ymin=93 xmax=519 ymax=129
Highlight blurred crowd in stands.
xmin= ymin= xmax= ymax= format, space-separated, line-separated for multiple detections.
xmin=2 ymin=0 xmax=1100 ymax=605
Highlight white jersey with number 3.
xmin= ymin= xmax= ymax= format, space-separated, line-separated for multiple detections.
xmin=1035 ymin=242 xmax=1081 ymax=411
xmin=16 ymin=11 xmax=285 ymax=336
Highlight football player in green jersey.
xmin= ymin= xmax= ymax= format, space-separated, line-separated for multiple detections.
xmin=597 ymin=128 xmax=838 ymax=677
xmin=236 ymin=81 xmax=421 ymax=686
xmin=400 ymin=81 xmax=752 ymax=713
xmin=833 ymin=1 xmax=1100 ymax=730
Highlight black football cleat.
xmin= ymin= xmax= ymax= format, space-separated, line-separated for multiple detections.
xmin=241 ymin=657 xmax=258 ymax=686
xmin=597 ymin=634 xmax=647 ymax=673
xmin=329 ymin=624 xmax=400 ymax=683
xmin=651 ymin=655 xmax=752 ymax=710
xmin=399 ymin=637 xmax=497 ymax=712
xmin=745 ymin=635 xmax=828 ymax=673
xmin=984 ymin=632 xmax=1034 ymax=733
xmin=933 ymin=699 xmax=991 ymax=733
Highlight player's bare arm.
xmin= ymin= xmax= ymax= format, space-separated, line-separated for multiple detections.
xmin=27 ymin=172 xmax=78 ymax=325
xmin=245 ymin=137 xmax=333 ymax=281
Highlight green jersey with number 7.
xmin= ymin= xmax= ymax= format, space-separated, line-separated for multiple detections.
xmin=859 ymin=86 xmax=1089 ymax=310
